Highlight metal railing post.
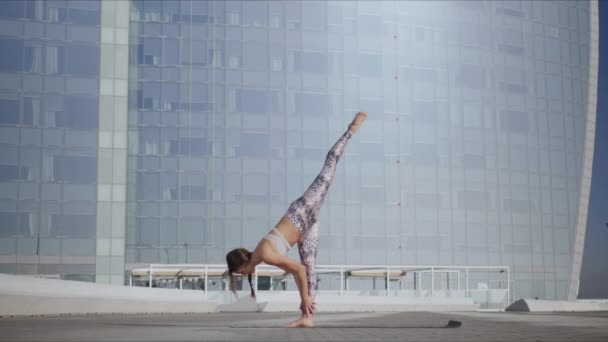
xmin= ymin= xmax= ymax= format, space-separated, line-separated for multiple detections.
xmin=386 ymin=265 xmax=390 ymax=296
xmin=254 ymin=266 xmax=258 ymax=291
xmin=431 ymin=267 xmax=434 ymax=297
xmin=129 ymin=274 xmax=132 ymax=287
xmin=340 ymin=266 xmax=344 ymax=295
xmin=507 ymin=267 xmax=510 ymax=306
xmin=149 ymin=264 xmax=152 ymax=288
xmin=465 ymin=268 xmax=469 ymax=298
xmin=204 ymin=265 xmax=208 ymax=297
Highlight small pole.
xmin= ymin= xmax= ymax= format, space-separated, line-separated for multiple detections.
xmin=204 ymin=265 xmax=208 ymax=297
xmin=465 ymin=268 xmax=469 ymax=298
xmin=386 ymin=265 xmax=390 ymax=296
xmin=254 ymin=266 xmax=258 ymax=291
xmin=180 ymin=277 xmax=183 ymax=290
xmin=149 ymin=265 xmax=152 ymax=288
xmin=506 ymin=267 xmax=510 ymax=306
xmin=431 ymin=267 xmax=434 ymax=297
xmin=129 ymin=274 xmax=132 ymax=287
xmin=340 ymin=266 xmax=344 ymax=295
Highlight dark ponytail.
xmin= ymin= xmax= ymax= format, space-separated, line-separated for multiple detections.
xmin=248 ymin=273 xmax=255 ymax=299
xmin=226 ymin=248 xmax=256 ymax=298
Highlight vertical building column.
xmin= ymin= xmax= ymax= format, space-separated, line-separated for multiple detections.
xmin=96 ymin=0 xmax=130 ymax=285
xmin=568 ymin=0 xmax=599 ymax=301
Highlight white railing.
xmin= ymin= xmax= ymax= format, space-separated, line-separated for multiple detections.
xmin=129 ymin=263 xmax=510 ymax=307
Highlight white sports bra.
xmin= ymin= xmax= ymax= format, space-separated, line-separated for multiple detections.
xmin=262 ymin=228 xmax=291 ymax=255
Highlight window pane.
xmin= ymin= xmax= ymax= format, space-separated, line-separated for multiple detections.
xmin=0 ymin=39 xmax=23 ymax=71
xmin=295 ymin=93 xmax=330 ymax=115
xmin=243 ymin=1 xmax=267 ymax=27
xmin=61 ymin=96 xmax=98 ymax=129
xmin=243 ymin=42 xmax=268 ymax=71
xmin=0 ymin=1 xmax=24 ymax=19
xmin=53 ymin=155 xmax=97 ymax=183
xmin=51 ymin=214 xmax=96 ymax=238
xmin=236 ymin=88 xmax=269 ymax=113
xmin=294 ymin=51 xmax=327 ymax=73
xmin=0 ymin=99 xmax=20 ymax=125
xmin=68 ymin=8 xmax=100 ymax=26
xmin=500 ymin=110 xmax=529 ymax=133
xmin=358 ymin=54 xmax=382 ymax=77
xmin=66 ymin=45 xmax=99 ymax=76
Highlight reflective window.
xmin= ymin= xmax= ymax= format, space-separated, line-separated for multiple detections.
xmin=243 ymin=1 xmax=267 ymax=27
xmin=179 ymin=185 xmax=207 ymax=200
xmin=0 ymin=99 xmax=19 ymax=125
xmin=139 ymin=38 xmax=161 ymax=65
xmin=458 ymin=191 xmax=488 ymax=210
xmin=412 ymin=101 xmax=437 ymax=123
xmin=53 ymin=156 xmax=97 ymax=183
xmin=138 ymin=172 xmax=160 ymax=200
xmin=302 ymin=1 xmax=324 ymax=29
xmin=0 ymin=39 xmax=23 ymax=71
xmin=413 ymin=143 xmax=438 ymax=165
xmin=66 ymin=45 xmax=99 ymax=76
xmin=238 ymin=133 xmax=268 ymax=157
xmin=24 ymin=45 xmax=43 ymax=73
xmin=358 ymin=54 xmax=382 ymax=78
xmin=0 ymin=165 xmax=28 ymax=181
xmin=170 ymin=137 xmax=211 ymax=156
xmin=293 ymin=51 xmax=328 ymax=73
xmin=163 ymin=39 xmax=179 ymax=65
xmin=45 ymin=46 xmax=66 ymax=74
xmin=23 ymin=97 xmax=41 ymax=126
xmin=0 ymin=1 xmax=24 ymax=19
xmin=236 ymin=88 xmax=269 ymax=113
xmin=243 ymin=42 xmax=268 ymax=71
xmin=457 ymin=64 xmax=486 ymax=88
xmin=51 ymin=214 xmax=96 ymax=238
xmin=137 ymin=217 xmax=159 ymax=245
xmin=358 ymin=15 xmax=382 ymax=35
xmin=500 ymin=110 xmax=529 ymax=133
xmin=295 ymin=93 xmax=330 ymax=115
xmin=68 ymin=8 xmax=100 ymax=26
xmin=60 ymin=96 xmax=98 ymax=129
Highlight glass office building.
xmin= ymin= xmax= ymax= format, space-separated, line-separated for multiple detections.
xmin=0 ymin=0 xmax=599 ymax=300
xmin=0 ymin=0 xmax=128 ymax=284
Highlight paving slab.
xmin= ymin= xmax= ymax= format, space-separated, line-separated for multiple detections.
xmin=1 ymin=311 xmax=607 ymax=341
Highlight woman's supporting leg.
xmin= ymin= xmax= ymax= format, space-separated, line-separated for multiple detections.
xmin=293 ymin=129 xmax=352 ymax=306
xmin=286 ymin=112 xmax=366 ymax=327
xmin=298 ymin=221 xmax=319 ymax=299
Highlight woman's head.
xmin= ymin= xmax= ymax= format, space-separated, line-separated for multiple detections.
xmin=226 ymin=248 xmax=255 ymax=298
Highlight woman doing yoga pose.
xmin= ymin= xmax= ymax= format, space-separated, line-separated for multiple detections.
xmin=226 ymin=111 xmax=367 ymax=328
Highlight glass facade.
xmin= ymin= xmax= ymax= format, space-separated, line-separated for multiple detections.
xmin=0 ymin=0 xmax=101 ymax=282
xmin=124 ymin=0 xmax=596 ymax=301
xmin=0 ymin=0 xmax=598 ymax=301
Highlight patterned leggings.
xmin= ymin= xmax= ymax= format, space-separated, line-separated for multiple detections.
xmin=285 ymin=130 xmax=352 ymax=301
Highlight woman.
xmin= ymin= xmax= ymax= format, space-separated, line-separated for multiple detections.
xmin=225 ymin=112 xmax=367 ymax=328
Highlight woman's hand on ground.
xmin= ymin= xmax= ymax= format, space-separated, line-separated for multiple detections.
xmin=300 ymin=296 xmax=316 ymax=316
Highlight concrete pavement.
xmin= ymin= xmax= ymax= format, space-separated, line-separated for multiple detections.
xmin=1 ymin=311 xmax=607 ymax=341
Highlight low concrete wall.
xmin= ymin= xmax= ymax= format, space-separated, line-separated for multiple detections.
xmin=506 ymin=298 xmax=608 ymax=312
xmin=0 ymin=274 xmax=216 ymax=316
xmin=217 ymin=291 xmax=480 ymax=312
xmin=0 ymin=274 xmax=479 ymax=316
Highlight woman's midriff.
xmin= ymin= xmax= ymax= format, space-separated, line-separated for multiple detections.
xmin=274 ymin=216 xmax=300 ymax=246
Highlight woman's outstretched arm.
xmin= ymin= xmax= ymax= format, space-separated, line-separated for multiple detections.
xmin=261 ymin=251 xmax=315 ymax=315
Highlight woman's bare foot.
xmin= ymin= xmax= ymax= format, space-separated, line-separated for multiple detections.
xmin=348 ymin=111 xmax=368 ymax=134
xmin=287 ymin=314 xmax=314 ymax=328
